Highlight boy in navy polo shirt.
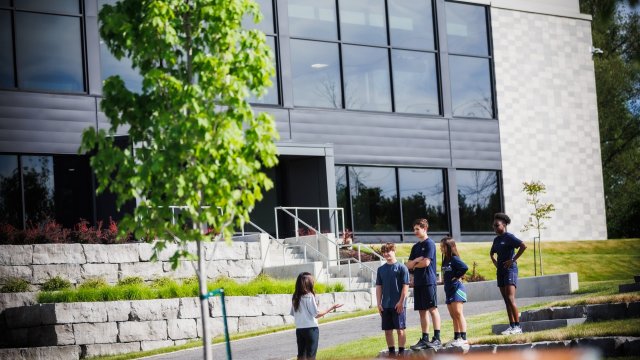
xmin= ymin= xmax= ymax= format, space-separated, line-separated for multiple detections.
xmin=406 ymin=218 xmax=442 ymax=350
xmin=376 ymin=242 xmax=410 ymax=357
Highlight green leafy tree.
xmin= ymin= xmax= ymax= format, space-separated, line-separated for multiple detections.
xmin=522 ymin=181 xmax=555 ymax=275
xmin=80 ymin=0 xmax=278 ymax=357
xmin=580 ymin=0 xmax=640 ymax=237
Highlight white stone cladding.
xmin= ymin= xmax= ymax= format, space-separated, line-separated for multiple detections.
xmin=491 ymin=7 xmax=607 ymax=240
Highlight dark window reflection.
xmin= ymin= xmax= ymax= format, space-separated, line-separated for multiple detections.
xmin=449 ymin=56 xmax=493 ymax=118
xmin=0 ymin=1 xmax=10 ymax=7
xmin=388 ymin=0 xmax=435 ymax=50
xmin=392 ymin=50 xmax=439 ymax=115
xmin=0 ymin=155 xmax=23 ymax=228
xmin=0 ymin=10 xmax=13 ymax=88
xmin=349 ymin=167 xmax=399 ymax=232
xmin=288 ymin=0 xmax=337 ymax=40
xmin=290 ymin=39 xmax=342 ymax=108
xmin=445 ymin=2 xmax=488 ymax=56
xmin=249 ymin=36 xmax=278 ymax=105
xmin=343 ymin=45 xmax=391 ymax=112
xmin=22 ymin=156 xmax=55 ymax=225
xmin=457 ymin=170 xmax=500 ymax=232
xmin=15 ymin=13 xmax=84 ymax=92
xmin=53 ymin=155 xmax=94 ymax=228
xmin=242 ymin=0 xmax=274 ymax=34
xmin=16 ymin=0 xmax=80 ymax=14
xmin=335 ymin=166 xmax=350 ymax=229
xmin=339 ymin=0 xmax=387 ymax=46
xmin=399 ymin=168 xmax=447 ymax=232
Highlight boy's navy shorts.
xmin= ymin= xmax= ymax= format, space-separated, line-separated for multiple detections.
xmin=413 ymin=285 xmax=437 ymax=310
xmin=381 ymin=308 xmax=406 ymax=330
xmin=496 ymin=267 xmax=518 ymax=287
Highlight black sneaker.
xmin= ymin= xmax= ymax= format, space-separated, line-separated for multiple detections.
xmin=425 ymin=337 xmax=442 ymax=349
xmin=410 ymin=338 xmax=429 ymax=350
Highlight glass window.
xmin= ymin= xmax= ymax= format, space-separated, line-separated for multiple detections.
xmin=22 ymin=156 xmax=55 ymax=225
xmin=0 ymin=1 xmax=10 ymax=7
xmin=0 ymin=155 xmax=23 ymax=228
xmin=53 ymin=155 xmax=94 ymax=228
xmin=15 ymin=13 xmax=84 ymax=92
xmin=445 ymin=2 xmax=488 ymax=56
xmin=16 ymin=0 xmax=80 ymax=14
xmin=0 ymin=10 xmax=13 ymax=88
xmin=399 ymin=168 xmax=447 ymax=232
xmin=388 ymin=0 xmax=435 ymax=50
xmin=343 ymin=45 xmax=391 ymax=112
xmin=457 ymin=170 xmax=500 ymax=232
xmin=339 ymin=0 xmax=387 ymax=46
xmin=349 ymin=167 xmax=399 ymax=232
xmin=248 ymin=36 xmax=278 ymax=105
xmin=288 ymin=0 xmax=337 ymax=40
xmin=290 ymin=39 xmax=342 ymax=108
xmin=242 ymin=0 xmax=274 ymax=34
xmin=392 ymin=50 xmax=439 ymax=115
xmin=100 ymin=40 xmax=143 ymax=93
xmin=449 ymin=56 xmax=493 ymax=118
xmin=335 ymin=166 xmax=349 ymax=228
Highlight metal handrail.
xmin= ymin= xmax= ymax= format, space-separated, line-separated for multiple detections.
xmin=338 ymin=243 xmax=385 ymax=263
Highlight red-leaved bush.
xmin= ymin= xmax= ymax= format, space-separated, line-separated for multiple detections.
xmin=0 ymin=218 xmax=132 ymax=245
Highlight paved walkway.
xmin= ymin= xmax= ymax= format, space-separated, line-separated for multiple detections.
xmin=145 ymin=295 xmax=574 ymax=360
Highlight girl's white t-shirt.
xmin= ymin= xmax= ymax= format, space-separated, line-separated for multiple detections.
xmin=290 ymin=293 xmax=319 ymax=329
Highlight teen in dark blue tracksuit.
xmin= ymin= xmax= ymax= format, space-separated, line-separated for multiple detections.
xmin=490 ymin=213 xmax=527 ymax=335
xmin=440 ymin=237 xmax=469 ymax=347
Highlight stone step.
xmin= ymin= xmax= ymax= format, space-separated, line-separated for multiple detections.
xmin=327 ymin=277 xmax=373 ymax=290
xmin=619 ymin=282 xmax=640 ymax=293
xmin=492 ymin=318 xmax=587 ymax=334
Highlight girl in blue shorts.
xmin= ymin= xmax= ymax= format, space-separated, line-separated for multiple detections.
xmin=490 ymin=213 xmax=527 ymax=335
xmin=440 ymin=237 xmax=469 ymax=348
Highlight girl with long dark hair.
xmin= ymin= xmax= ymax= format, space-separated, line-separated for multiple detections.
xmin=440 ymin=236 xmax=469 ymax=348
xmin=290 ymin=272 xmax=342 ymax=359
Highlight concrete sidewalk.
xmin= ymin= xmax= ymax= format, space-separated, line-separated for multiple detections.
xmin=144 ymin=295 xmax=574 ymax=360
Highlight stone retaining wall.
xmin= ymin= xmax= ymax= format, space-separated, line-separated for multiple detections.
xmin=0 ymin=235 xmax=267 ymax=289
xmin=0 ymin=291 xmax=372 ymax=358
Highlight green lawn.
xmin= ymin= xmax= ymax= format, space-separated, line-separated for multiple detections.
xmin=317 ymin=282 xmax=640 ymax=359
xmin=392 ymin=239 xmax=640 ymax=284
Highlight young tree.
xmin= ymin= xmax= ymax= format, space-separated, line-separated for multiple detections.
xmin=80 ymin=1 xmax=278 ymax=358
xmin=521 ymin=181 xmax=556 ymax=276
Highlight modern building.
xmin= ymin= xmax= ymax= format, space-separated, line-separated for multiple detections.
xmin=0 ymin=0 xmax=607 ymax=242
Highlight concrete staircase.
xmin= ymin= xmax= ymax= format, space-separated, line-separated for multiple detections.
xmin=261 ymin=235 xmax=379 ymax=291
xmin=619 ymin=275 xmax=640 ymax=293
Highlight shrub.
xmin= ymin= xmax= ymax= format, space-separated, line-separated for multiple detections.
xmin=151 ymin=277 xmax=178 ymax=288
xmin=41 ymin=276 xmax=72 ymax=291
xmin=466 ymin=261 xmax=486 ymax=282
xmin=78 ymin=277 xmax=109 ymax=289
xmin=1 ymin=277 xmax=30 ymax=293
xmin=0 ymin=218 xmax=132 ymax=245
xmin=117 ymin=276 xmax=144 ymax=286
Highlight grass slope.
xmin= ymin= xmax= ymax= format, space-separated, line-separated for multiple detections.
xmin=393 ymin=239 xmax=640 ymax=283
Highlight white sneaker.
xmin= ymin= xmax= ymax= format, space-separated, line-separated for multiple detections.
xmin=500 ymin=326 xmax=514 ymax=335
xmin=511 ymin=326 xmax=523 ymax=334
xmin=451 ymin=338 xmax=465 ymax=347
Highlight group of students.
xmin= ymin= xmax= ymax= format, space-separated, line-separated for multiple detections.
xmin=290 ymin=212 xmax=527 ymax=359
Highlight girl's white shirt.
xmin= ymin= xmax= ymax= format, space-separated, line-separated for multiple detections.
xmin=290 ymin=293 xmax=319 ymax=329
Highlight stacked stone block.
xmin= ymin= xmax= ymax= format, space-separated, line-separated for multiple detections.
xmin=0 ymin=291 xmax=372 ymax=358
xmin=0 ymin=239 xmax=264 ymax=290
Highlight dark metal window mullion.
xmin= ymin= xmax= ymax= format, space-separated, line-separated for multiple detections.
xmin=383 ymin=0 xmax=395 ymax=113
xmin=18 ymin=155 xmax=26 ymax=230
xmin=345 ymin=166 xmax=356 ymax=233
xmin=80 ymin=1 xmax=88 ymax=93
xmin=334 ymin=0 xmax=346 ymax=110
xmin=395 ymin=167 xmax=404 ymax=241
xmin=10 ymin=7 xmax=18 ymax=88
